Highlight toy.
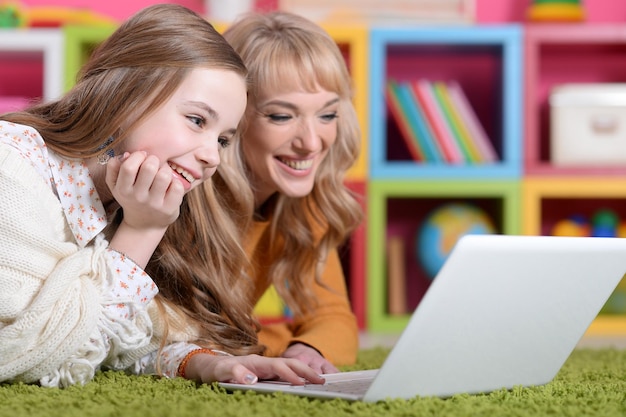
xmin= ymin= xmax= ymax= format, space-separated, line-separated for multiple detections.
xmin=0 ymin=2 xmax=24 ymax=27
xmin=527 ymin=0 xmax=585 ymax=22
xmin=591 ymin=209 xmax=618 ymax=237
xmin=550 ymin=209 xmax=623 ymax=238
xmin=551 ymin=218 xmax=588 ymax=237
xmin=416 ymin=202 xmax=496 ymax=280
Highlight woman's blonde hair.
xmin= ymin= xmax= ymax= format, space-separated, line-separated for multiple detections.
xmin=2 ymin=4 xmax=263 ymax=355
xmin=219 ymin=11 xmax=363 ymax=316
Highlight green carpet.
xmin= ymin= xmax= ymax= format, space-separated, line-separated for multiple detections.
xmin=2 ymin=347 xmax=626 ymax=417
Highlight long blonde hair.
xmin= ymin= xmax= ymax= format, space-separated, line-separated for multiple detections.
xmin=2 ymin=4 xmax=263 ymax=355
xmin=219 ymin=11 xmax=363 ymax=316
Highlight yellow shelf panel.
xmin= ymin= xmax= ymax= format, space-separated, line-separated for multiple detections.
xmin=522 ymin=177 xmax=626 ymax=235
xmin=324 ymin=24 xmax=369 ymax=181
xmin=585 ymin=316 xmax=626 ymax=336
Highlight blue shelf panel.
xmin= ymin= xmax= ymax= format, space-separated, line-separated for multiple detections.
xmin=369 ymin=25 xmax=523 ymax=180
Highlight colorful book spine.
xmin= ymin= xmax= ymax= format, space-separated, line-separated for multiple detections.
xmin=396 ymin=82 xmax=443 ymax=163
xmin=411 ymin=79 xmax=465 ymax=164
xmin=433 ymin=81 xmax=483 ymax=163
xmin=385 ymin=79 xmax=425 ymax=162
xmin=446 ymin=80 xmax=498 ymax=163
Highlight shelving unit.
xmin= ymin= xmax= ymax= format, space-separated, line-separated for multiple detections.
xmin=522 ymin=178 xmax=626 ymax=235
xmin=326 ymin=25 xmax=369 ymax=182
xmin=367 ymin=25 xmax=523 ymax=332
xmin=523 ymin=25 xmax=626 ymax=335
xmin=324 ymin=24 xmax=369 ymax=328
xmin=4 ymin=21 xmax=626 ymax=336
xmin=524 ymin=24 xmax=626 ymax=176
xmin=63 ymin=25 xmax=115 ymax=91
xmin=368 ymin=179 xmax=520 ymax=332
xmin=0 ymin=29 xmax=64 ymax=111
xmin=369 ymin=25 xmax=523 ymax=180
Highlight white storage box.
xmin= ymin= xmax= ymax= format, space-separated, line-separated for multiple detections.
xmin=551 ymin=83 xmax=626 ymax=166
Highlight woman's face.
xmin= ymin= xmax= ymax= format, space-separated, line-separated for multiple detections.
xmin=244 ymin=85 xmax=339 ymax=206
xmin=123 ymin=68 xmax=247 ymax=192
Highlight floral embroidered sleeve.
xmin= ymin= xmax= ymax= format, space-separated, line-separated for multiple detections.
xmin=104 ymin=248 xmax=158 ymax=322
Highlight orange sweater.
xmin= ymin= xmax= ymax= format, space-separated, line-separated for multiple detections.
xmin=246 ymin=219 xmax=358 ymax=366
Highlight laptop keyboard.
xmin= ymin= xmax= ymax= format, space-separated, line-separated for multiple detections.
xmin=303 ymin=378 xmax=373 ymax=396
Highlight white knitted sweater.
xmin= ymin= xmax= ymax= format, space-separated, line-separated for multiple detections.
xmin=0 ymin=144 xmax=159 ymax=387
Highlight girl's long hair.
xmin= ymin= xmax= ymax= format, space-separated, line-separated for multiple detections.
xmin=219 ymin=11 xmax=364 ymax=316
xmin=2 ymin=4 xmax=263 ymax=355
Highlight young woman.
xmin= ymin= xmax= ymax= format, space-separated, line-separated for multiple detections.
xmin=213 ymin=11 xmax=364 ymax=374
xmin=0 ymin=4 xmax=322 ymax=388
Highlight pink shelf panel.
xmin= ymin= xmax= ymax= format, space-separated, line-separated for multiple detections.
xmin=524 ymin=24 xmax=626 ymax=176
xmin=0 ymin=51 xmax=44 ymax=101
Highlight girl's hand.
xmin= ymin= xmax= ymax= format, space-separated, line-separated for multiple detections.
xmin=282 ymin=343 xmax=339 ymax=374
xmin=104 ymin=151 xmax=185 ymax=268
xmin=105 ymin=151 xmax=185 ymax=230
xmin=185 ymin=354 xmax=326 ymax=386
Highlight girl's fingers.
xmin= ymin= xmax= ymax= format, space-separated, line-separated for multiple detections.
xmin=212 ymin=356 xmax=325 ymax=386
xmin=256 ymin=358 xmax=325 ymax=385
xmin=131 ymin=155 xmax=161 ymax=194
xmin=228 ymin=363 xmax=259 ymax=385
xmin=106 ymin=151 xmax=147 ymax=191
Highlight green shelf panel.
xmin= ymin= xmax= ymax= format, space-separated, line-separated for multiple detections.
xmin=366 ymin=179 xmax=521 ymax=332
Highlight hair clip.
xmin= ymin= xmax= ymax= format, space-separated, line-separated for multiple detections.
xmin=97 ymin=137 xmax=115 ymax=165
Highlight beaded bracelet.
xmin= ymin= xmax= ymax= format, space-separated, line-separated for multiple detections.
xmin=177 ymin=348 xmax=217 ymax=379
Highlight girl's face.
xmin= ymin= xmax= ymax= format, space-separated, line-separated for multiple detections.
xmin=123 ymin=68 xmax=247 ymax=192
xmin=244 ymin=85 xmax=339 ymax=206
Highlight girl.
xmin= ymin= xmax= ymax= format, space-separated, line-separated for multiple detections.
xmin=0 ymin=4 xmax=322 ymax=388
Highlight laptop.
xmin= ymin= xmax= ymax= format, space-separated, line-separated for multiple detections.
xmin=220 ymin=234 xmax=626 ymax=402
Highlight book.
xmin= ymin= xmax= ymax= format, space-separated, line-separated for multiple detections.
xmin=432 ymin=81 xmax=483 ymax=163
xmin=411 ymin=79 xmax=465 ymax=164
xmin=396 ymin=82 xmax=443 ymax=163
xmin=446 ymin=80 xmax=498 ymax=163
xmin=385 ymin=79 xmax=425 ymax=161
xmin=386 ymin=235 xmax=407 ymax=315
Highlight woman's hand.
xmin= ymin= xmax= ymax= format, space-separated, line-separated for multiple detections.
xmin=282 ymin=343 xmax=338 ymax=374
xmin=184 ymin=353 xmax=326 ymax=386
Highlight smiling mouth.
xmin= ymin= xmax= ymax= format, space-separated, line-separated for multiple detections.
xmin=277 ymin=157 xmax=314 ymax=171
xmin=169 ymin=162 xmax=196 ymax=184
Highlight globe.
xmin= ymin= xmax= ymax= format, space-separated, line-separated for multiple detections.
xmin=417 ymin=203 xmax=496 ymax=280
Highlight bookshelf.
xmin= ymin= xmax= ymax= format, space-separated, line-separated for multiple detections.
xmin=524 ymin=24 xmax=626 ymax=177
xmin=523 ymin=25 xmax=626 ymax=336
xmin=368 ymin=179 xmax=520 ymax=332
xmin=367 ymin=25 xmax=523 ymax=332
xmin=4 ymin=22 xmax=626 ymax=336
xmin=369 ymin=25 xmax=523 ymax=180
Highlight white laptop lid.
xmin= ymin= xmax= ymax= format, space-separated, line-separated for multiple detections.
xmin=364 ymin=234 xmax=626 ymax=401
xmin=220 ymin=235 xmax=626 ymax=402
